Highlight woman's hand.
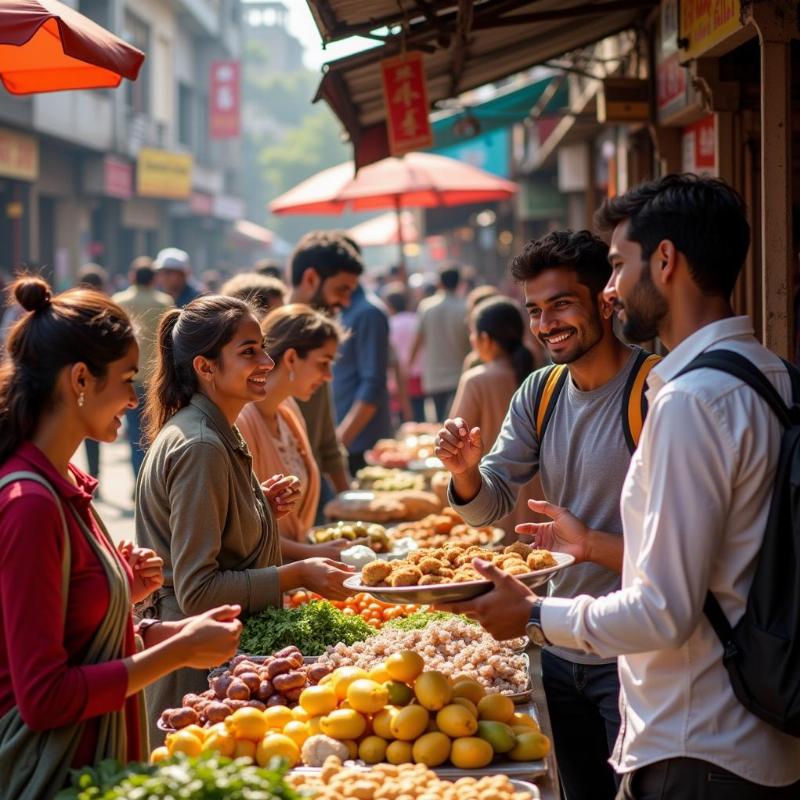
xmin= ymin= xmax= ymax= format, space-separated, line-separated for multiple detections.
xmin=299 ymin=557 xmax=356 ymax=601
xmin=313 ymin=538 xmax=354 ymax=561
xmin=175 ymin=605 xmax=243 ymax=669
xmin=118 ymin=540 xmax=164 ymax=604
xmin=262 ymin=474 xmax=302 ymax=520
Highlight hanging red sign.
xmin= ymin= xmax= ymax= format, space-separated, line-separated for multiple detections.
xmin=210 ymin=60 xmax=241 ymax=139
xmin=380 ymin=51 xmax=433 ymax=157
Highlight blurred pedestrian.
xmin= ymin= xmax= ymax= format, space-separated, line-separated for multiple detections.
xmin=112 ymin=256 xmax=174 ymax=478
xmin=410 ymin=262 xmax=471 ymax=421
xmin=384 ymin=282 xmax=424 ymax=422
xmin=221 ymin=272 xmax=286 ymax=318
xmin=253 ymin=258 xmax=284 ymax=280
xmin=153 ymin=247 xmax=201 ymax=307
xmin=463 ymin=284 xmax=501 ymax=371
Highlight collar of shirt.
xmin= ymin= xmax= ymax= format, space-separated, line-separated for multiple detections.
xmin=189 ymin=393 xmax=250 ymax=455
xmin=646 ymin=316 xmax=754 ymax=403
xmin=15 ymin=441 xmax=97 ymax=509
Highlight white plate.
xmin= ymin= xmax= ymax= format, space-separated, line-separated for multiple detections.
xmin=343 ymin=552 xmax=575 ymax=604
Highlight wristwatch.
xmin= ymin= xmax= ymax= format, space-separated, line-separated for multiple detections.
xmin=526 ymin=599 xmax=551 ymax=647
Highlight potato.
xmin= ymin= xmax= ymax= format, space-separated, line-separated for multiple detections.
xmin=274 ymin=645 xmax=301 ymax=659
xmin=200 ymin=688 xmax=216 ymax=700
xmin=167 ymin=707 xmax=198 ymax=729
xmin=182 ymin=693 xmax=202 ymax=709
xmin=256 ymin=679 xmax=275 ymax=701
xmin=284 ymin=686 xmax=304 ymax=703
xmin=287 ymin=651 xmax=304 ymax=669
xmin=226 ymin=678 xmax=250 ymax=701
xmin=223 ymin=698 xmax=248 ymax=711
xmin=266 ymin=658 xmax=292 ymax=679
xmin=246 ymin=699 xmax=267 ymax=710
xmin=233 ymin=661 xmax=259 ymax=677
xmin=272 ymin=671 xmax=306 ymax=692
xmin=307 ymin=664 xmax=332 ymax=684
xmin=238 ymin=671 xmax=261 ymax=693
xmin=205 ymin=702 xmax=232 ymax=724
xmin=267 ymin=693 xmax=286 ymax=707
xmin=210 ymin=673 xmax=233 ymax=700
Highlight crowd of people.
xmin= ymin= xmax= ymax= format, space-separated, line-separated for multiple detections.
xmin=0 ymin=173 xmax=798 ymax=799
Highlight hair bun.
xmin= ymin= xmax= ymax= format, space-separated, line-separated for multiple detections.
xmin=14 ymin=276 xmax=52 ymax=313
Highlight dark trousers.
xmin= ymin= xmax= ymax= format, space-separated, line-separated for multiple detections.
xmin=429 ymin=389 xmax=456 ymax=423
xmin=125 ymin=385 xmax=147 ymax=478
xmin=542 ymin=649 xmax=621 ymax=800
xmin=410 ymin=395 xmax=426 ymax=423
xmin=617 ymin=758 xmax=800 ymax=800
xmin=348 ymin=452 xmax=367 ymax=475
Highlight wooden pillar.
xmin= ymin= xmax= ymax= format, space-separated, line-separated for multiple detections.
xmin=746 ymin=0 xmax=796 ymax=357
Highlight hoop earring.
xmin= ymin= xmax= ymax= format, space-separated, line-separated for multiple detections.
xmin=78 ymin=392 xmax=85 ymax=408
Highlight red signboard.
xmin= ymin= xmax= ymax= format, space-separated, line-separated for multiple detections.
xmin=210 ymin=60 xmax=241 ymax=140
xmin=190 ymin=191 xmax=213 ymax=215
xmin=657 ymin=51 xmax=687 ymax=114
xmin=682 ymin=114 xmax=716 ymax=174
xmin=380 ymin=52 xmax=433 ymax=157
xmin=103 ymin=156 xmax=133 ymax=199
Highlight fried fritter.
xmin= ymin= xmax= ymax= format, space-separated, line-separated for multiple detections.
xmin=361 ymin=560 xmax=393 ymax=586
xmin=527 ymin=549 xmax=557 ymax=570
xmin=388 ymin=566 xmax=423 ymax=587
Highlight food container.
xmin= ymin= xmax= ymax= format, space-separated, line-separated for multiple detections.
xmin=342 ymin=552 xmax=575 ymax=604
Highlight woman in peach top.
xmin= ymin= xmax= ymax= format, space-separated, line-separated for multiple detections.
xmin=237 ymin=304 xmax=350 ymax=561
xmin=449 ymin=297 xmax=544 ymax=541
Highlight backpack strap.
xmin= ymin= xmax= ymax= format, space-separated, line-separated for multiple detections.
xmin=621 ymin=351 xmax=662 ymax=453
xmin=779 ymin=358 xmax=800 ymax=404
xmin=534 ymin=364 xmax=569 ymax=443
xmin=675 ymin=350 xmax=791 ymax=427
xmin=0 ymin=471 xmax=71 ymax=627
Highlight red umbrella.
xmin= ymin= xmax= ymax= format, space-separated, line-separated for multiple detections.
xmin=348 ymin=211 xmax=419 ymax=248
xmin=0 ymin=0 xmax=145 ymax=94
xmin=270 ymin=152 xmax=518 ymax=265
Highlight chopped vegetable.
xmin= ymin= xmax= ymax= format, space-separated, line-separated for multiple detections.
xmin=384 ymin=610 xmax=478 ymax=630
xmin=240 ymin=600 xmax=374 ymax=656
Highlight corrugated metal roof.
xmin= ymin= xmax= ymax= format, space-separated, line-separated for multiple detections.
xmin=312 ymin=0 xmax=655 ymax=167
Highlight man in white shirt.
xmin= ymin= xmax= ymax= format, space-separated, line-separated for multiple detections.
xmin=441 ymin=175 xmax=800 ymax=797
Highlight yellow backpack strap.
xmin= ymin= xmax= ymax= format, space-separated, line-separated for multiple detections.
xmin=622 ymin=351 xmax=662 ymax=452
xmin=534 ymin=364 xmax=569 ymax=443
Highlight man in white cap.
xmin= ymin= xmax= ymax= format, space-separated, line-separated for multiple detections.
xmin=154 ymin=247 xmax=202 ymax=307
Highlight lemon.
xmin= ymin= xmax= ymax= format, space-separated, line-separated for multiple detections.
xmin=412 ymin=731 xmax=451 ymax=767
xmin=263 ymin=705 xmax=294 ymax=730
xmin=436 ymin=704 xmax=478 ymax=738
xmin=255 ymin=733 xmax=300 ymax=767
xmin=508 ymin=731 xmax=551 ymax=762
xmin=320 ymin=708 xmax=368 ymax=740
xmin=167 ymin=729 xmax=203 ymax=757
xmin=452 ymin=697 xmax=478 ymax=717
xmin=343 ymin=739 xmax=359 ymax=759
xmin=414 ymin=671 xmax=453 ymax=711
xmin=511 ymin=711 xmax=539 ymax=730
xmin=452 ymin=679 xmax=486 ymax=705
xmin=346 ymin=678 xmax=389 ymax=714
xmin=372 ymin=706 xmax=400 ymax=739
xmin=227 ymin=706 xmax=270 ymax=740
xmin=389 ymin=704 xmax=430 ymax=740
xmin=202 ymin=728 xmax=236 ymax=758
xmin=476 ymin=720 xmax=516 ymax=754
xmin=368 ymin=663 xmax=391 ymax=683
xmin=149 ymin=746 xmax=170 ymax=764
xmin=233 ymin=738 xmax=257 ymax=761
xmin=385 ymin=650 xmax=425 ymax=683
xmin=299 ymin=684 xmax=338 ymax=717
xmin=282 ymin=720 xmax=310 ymax=747
xmin=359 ymin=735 xmax=389 ymax=764
xmin=386 ymin=739 xmax=414 ymax=765
xmin=477 ymin=694 xmax=515 ymax=723
xmin=331 ymin=666 xmax=370 ymax=700
xmin=385 ymin=680 xmax=414 ymax=706
xmin=182 ymin=724 xmax=207 ymax=742
xmin=450 ymin=736 xmax=494 ymax=769
xmin=292 ymin=706 xmax=311 ymax=722
xmin=306 ymin=715 xmax=325 ymax=736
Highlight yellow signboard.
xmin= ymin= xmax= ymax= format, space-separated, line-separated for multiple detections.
xmin=136 ymin=148 xmax=193 ymax=199
xmin=679 ymin=0 xmax=742 ymax=61
xmin=0 ymin=127 xmax=38 ymax=181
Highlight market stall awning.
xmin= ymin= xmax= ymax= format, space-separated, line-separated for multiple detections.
xmin=348 ymin=211 xmax=419 ymax=247
xmin=429 ymin=73 xmax=567 ymax=151
xmin=313 ymin=0 xmax=656 ymax=168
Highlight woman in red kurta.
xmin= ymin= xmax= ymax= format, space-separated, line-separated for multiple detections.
xmin=0 ymin=278 xmax=244 ymax=796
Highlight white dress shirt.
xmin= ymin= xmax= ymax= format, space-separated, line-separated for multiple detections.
xmin=540 ymin=317 xmax=800 ymax=785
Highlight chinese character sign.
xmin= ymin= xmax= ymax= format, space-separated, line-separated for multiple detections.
xmin=210 ymin=60 xmax=241 ymax=140
xmin=381 ymin=52 xmax=433 ymax=156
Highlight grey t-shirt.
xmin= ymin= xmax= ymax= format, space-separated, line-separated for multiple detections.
xmin=449 ymin=346 xmax=644 ymax=665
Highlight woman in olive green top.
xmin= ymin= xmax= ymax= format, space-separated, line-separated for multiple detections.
xmin=135 ymin=295 xmax=353 ymax=742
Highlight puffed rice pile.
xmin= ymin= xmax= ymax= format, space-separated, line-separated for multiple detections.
xmin=318 ymin=616 xmax=528 ymax=694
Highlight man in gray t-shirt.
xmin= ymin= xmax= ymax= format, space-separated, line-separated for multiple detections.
xmin=436 ymin=231 xmax=646 ymax=800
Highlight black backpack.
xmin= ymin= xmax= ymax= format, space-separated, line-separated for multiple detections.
xmin=676 ymin=349 xmax=800 ymax=736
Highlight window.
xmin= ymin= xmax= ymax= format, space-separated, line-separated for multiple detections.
xmin=178 ymin=83 xmax=194 ymax=147
xmin=78 ymin=0 xmax=110 ymax=29
xmin=123 ymin=11 xmax=150 ymax=114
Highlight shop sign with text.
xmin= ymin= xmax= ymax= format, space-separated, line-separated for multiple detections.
xmin=210 ymin=60 xmax=241 ymax=139
xmin=380 ymin=52 xmax=433 ymax=157
xmin=682 ymin=115 xmax=716 ymax=174
xmin=679 ymin=0 xmax=742 ymax=61
xmin=103 ymin=156 xmax=133 ymax=199
xmin=137 ymin=148 xmax=193 ymax=199
xmin=0 ymin=127 xmax=38 ymax=181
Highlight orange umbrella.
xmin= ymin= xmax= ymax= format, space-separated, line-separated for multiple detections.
xmin=270 ymin=152 xmax=517 ymax=265
xmin=348 ymin=211 xmax=419 ymax=248
xmin=0 ymin=0 xmax=145 ymax=94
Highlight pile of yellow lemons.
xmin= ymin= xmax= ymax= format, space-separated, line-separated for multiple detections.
xmin=152 ymin=650 xmax=550 ymax=770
